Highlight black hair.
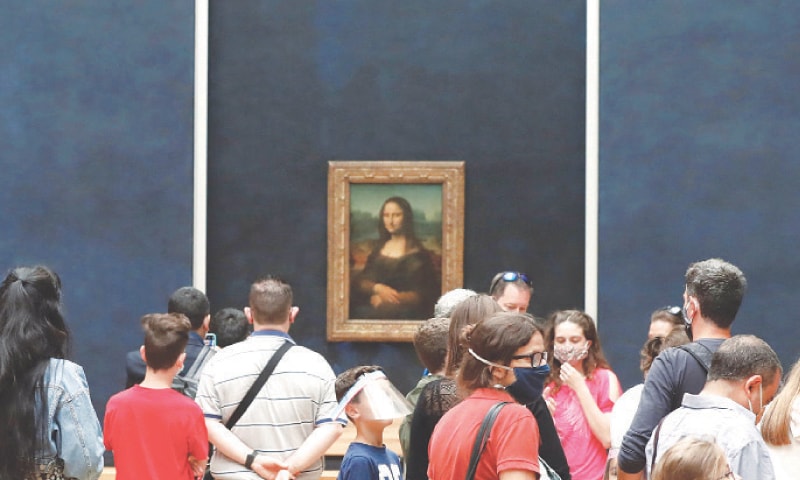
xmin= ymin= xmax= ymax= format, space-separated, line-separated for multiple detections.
xmin=167 ymin=286 xmax=210 ymax=329
xmin=0 ymin=266 xmax=70 ymax=478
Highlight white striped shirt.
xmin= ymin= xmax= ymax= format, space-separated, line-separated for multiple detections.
xmin=197 ymin=330 xmax=343 ymax=480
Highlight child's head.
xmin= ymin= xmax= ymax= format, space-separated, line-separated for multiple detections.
xmin=141 ymin=313 xmax=191 ymax=371
xmin=413 ymin=317 xmax=450 ymax=374
xmin=335 ymin=365 xmax=383 ymax=420
xmin=651 ymin=437 xmax=731 ymax=480
xmin=334 ymin=366 xmax=411 ymax=425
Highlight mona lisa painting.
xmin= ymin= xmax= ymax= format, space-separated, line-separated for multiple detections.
xmin=327 ymin=161 xmax=464 ymax=342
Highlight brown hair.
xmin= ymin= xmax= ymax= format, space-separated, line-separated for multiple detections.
xmin=761 ymin=357 xmax=800 ymax=445
xmin=249 ymin=276 xmax=292 ymax=325
xmin=444 ymin=294 xmax=502 ymax=377
xmin=335 ymin=365 xmax=383 ymax=402
xmin=640 ymin=326 xmax=689 ymax=375
xmin=141 ymin=313 xmax=191 ymax=370
xmin=413 ymin=317 xmax=450 ymax=373
xmin=457 ymin=312 xmax=536 ymax=392
xmin=547 ymin=310 xmax=611 ymax=390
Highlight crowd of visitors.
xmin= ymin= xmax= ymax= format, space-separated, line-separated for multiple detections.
xmin=1 ymin=258 xmax=796 ymax=480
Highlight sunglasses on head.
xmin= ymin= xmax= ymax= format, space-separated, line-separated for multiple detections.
xmin=490 ymin=271 xmax=532 ymax=293
xmin=660 ymin=305 xmax=682 ymax=316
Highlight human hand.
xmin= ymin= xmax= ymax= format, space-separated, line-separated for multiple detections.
xmin=188 ymin=455 xmax=207 ymax=477
xmin=373 ymin=283 xmax=400 ymax=304
xmin=542 ymin=386 xmax=557 ymax=415
xmin=275 ymin=469 xmax=295 ymax=480
xmin=251 ymin=456 xmax=289 ymax=480
xmin=559 ymin=362 xmax=587 ymax=392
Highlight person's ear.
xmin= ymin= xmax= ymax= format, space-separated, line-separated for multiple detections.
xmin=686 ymin=296 xmax=700 ymax=319
xmin=744 ymin=374 xmax=762 ymax=395
xmin=203 ymin=314 xmax=211 ymax=330
xmin=289 ymin=306 xmax=300 ymax=324
xmin=345 ymin=403 xmax=359 ymax=420
xmin=139 ymin=345 xmax=147 ymax=362
xmin=490 ymin=366 xmax=507 ymax=383
xmin=244 ymin=307 xmax=254 ymax=324
xmin=175 ymin=351 xmax=187 ymax=370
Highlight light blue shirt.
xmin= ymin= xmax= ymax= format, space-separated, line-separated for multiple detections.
xmin=645 ymin=392 xmax=775 ymax=480
xmin=37 ymin=359 xmax=104 ymax=480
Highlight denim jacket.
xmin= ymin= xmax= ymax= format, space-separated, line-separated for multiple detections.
xmin=34 ymin=358 xmax=104 ymax=480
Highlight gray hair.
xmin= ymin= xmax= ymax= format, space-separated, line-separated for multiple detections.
xmin=708 ymin=335 xmax=782 ymax=385
xmin=434 ymin=288 xmax=478 ymax=318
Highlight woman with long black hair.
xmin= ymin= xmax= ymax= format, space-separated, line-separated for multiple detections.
xmin=0 ymin=266 xmax=104 ymax=480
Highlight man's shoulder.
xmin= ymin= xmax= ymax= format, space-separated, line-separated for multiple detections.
xmin=210 ymin=338 xmax=332 ymax=372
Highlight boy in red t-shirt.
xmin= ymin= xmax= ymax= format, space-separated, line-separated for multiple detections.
xmin=105 ymin=313 xmax=208 ymax=479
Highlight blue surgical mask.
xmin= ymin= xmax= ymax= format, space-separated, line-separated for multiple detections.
xmin=506 ymin=364 xmax=551 ymax=405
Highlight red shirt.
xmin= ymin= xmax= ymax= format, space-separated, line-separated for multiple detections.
xmin=104 ymin=385 xmax=208 ymax=480
xmin=428 ymin=388 xmax=540 ymax=480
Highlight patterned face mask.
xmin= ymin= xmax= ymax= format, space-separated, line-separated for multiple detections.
xmin=553 ymin=343 xmax=589 ymax=363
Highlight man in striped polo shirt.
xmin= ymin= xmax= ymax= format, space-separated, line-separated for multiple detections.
xmin=197 ymin=276 xmax=345 ymax=480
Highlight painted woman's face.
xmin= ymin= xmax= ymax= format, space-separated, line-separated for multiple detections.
xmin=382 ymin=202 xmax=404 ymax=234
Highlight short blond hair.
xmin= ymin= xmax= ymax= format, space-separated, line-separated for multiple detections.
xmin=651 ymin=437 xmax=729 ymax=480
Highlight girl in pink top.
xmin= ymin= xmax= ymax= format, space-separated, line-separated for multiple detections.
xmin=544 ymin=310 xmax=622 ymax=480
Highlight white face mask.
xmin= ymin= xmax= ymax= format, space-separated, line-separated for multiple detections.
xmin=553 ymin=343 xmax=589 ymax=363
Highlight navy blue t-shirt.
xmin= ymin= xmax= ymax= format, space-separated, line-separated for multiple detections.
xmin=338 ymin=442 xmax=402 ymax=480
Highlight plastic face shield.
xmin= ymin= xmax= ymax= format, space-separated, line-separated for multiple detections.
xmin=332 ymin=370 xmax=413 ymax=421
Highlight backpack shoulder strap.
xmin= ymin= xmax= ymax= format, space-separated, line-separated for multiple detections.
xmin=185 ymin=345 xmax=216 ymax=379
xmin=465 ymin=402 xmax=510 ymax=480
xmin=676 ymin=342 xmax=714 ymax=373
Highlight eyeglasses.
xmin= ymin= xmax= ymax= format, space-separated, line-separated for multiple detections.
xmin=490 ymin=271 xmax=532 ymax=293
xmin=511 ymin=351 xmax=548 ymax=367
xmin=660 ymin=305 xmax=682 ymax=316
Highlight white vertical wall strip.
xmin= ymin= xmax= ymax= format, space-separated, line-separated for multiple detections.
xmin=585 ymin=0 xmax=600 ymax=321
xmin=193 ymin=0 xmax=209 ymax=291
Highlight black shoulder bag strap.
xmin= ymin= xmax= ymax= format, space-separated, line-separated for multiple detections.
xmin=465 ymin=402 xmax=510 ymax=480
xmin=649 ymin=416 xmax=667 ymax=474
xmin=204 ymin=340 xmax=293 ymax=480
xmin=677 ymin=342 xmax=714 ymax=373
xmin=225 ymin=339 xmax=294 ymax=429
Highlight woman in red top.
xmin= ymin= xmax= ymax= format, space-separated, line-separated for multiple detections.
xmin=428 ymin=312 xmax=544 ymax=480
xmin=544 ymin=310 xmax=622 ymax=480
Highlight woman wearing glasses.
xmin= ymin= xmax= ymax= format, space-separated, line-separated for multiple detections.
xmin=350 ymin=196 xmax=440 ymax=320
xmin=651 ymin=437 xmax=739 ymax=480
xmin=544 ymin=310 xmax=622 ymax=480
xmin=428 ymin=312 xmax=547 ymax=480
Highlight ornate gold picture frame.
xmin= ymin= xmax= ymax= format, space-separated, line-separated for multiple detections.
xmin=327 ymin=161 xmax=465 ymax=342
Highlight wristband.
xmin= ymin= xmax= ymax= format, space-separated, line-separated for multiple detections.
xmin=244 ymin=451 xmax=258 ymax=470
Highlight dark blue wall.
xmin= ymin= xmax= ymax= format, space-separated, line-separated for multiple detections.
xmin=1 ymin=0 xmax=195 ymax=438
xmin=206 ymin=1 xmax=587 ymax=393
xmin=600 ymin=1 xmax=800 ymax=388
xmin=13 ymin=1 xmax=797 ymax=446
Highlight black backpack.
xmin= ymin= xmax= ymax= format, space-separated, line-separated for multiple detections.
xmin=172 ymin=345 xmax=216 ymax=398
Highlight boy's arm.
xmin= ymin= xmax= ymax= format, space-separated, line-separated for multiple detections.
xmin=284 ymin=422 xmax=344 ymax=476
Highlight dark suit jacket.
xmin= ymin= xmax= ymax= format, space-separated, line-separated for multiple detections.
xmin=124 ymin=331 xmax=206 ymax=388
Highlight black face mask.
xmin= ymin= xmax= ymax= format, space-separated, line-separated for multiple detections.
xmin=506 ymin=364 xmax=551 ymax=405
